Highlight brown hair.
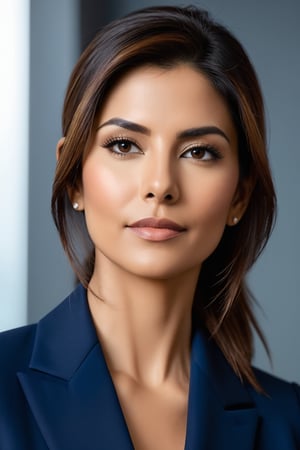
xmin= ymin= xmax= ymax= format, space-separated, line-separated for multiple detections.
xmin=52 ymin=6 xmax=276 ymax=391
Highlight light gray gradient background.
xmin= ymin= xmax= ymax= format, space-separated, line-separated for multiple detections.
xmin=27 ymin=0 xmax=300 ymax=382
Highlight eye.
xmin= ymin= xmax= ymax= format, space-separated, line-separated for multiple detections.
xmin=181 ymin=144 xmax=222 ymax=161
xmin=102 ymin=137 xmax=141 ymax=156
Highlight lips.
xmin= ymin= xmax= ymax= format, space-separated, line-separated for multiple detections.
xmin=127 ymin=218 xmax=186 ymax=241
xmin=128 ymin=217 xmax=186 ymax=231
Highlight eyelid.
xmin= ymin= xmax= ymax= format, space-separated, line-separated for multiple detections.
xmin=99 ymin=134 xmax=223 ymax=159
xmin=101 ymin=135 xmax=140 ymax=148
xmin=100 ymin=135 xmax=143 ymax=158
xmin=180 ymin=142 xmax=223 ymax=159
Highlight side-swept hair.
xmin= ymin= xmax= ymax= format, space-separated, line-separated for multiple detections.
xmin=52 ymin=6 xmax=276 ymax=391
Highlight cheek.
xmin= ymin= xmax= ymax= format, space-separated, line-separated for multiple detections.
xmin=186 ymin=170 xmax=238 ymax=256
xmin=188 ymin=169 xmax=238 ymax=222
xmin=82 ymin=163 xmax=131 ymax=213
xmin=80 ymin=165 xmax=125 ymax=246
xmin=203 ymin=185 xmax=235 ymax=219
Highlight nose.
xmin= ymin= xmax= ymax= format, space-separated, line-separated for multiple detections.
xmin=140 ymin=151 xmax=180 ymax=204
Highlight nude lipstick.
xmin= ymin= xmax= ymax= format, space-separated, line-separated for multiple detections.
xmin=127 ymin=218 xmax=186 ymax=241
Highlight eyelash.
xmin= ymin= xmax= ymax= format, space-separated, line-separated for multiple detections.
xmin=101 ymin=136 xmax=223 ymax=161
xmin=102 ymin=136 xmax=141 ymax=158
xmin=181 ymin=144 xmax=223 ymax=161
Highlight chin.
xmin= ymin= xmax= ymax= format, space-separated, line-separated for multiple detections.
xmin=123 ymin=258 xmax=202 ymax=281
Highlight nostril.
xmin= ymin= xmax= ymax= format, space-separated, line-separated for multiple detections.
xmin=146 ymin=192 xmax=155 ymax=198
xmin=144 ymin=192 xmax=174 ymax=201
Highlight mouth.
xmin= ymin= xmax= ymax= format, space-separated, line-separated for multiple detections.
xmin=126 ymin=217 xmax=186 ymax=241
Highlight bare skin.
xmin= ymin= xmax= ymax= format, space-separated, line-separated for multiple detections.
xmin=88 ymin=267 xmax=197 ymax=450
xmin=69 ymin=65 xmax=248 ymax=449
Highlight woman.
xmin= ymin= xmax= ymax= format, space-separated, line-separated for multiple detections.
xmin=0 ymin=5 xmax=299 ymax=450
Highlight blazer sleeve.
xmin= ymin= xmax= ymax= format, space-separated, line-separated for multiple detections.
xmin=0 ymin=325 xmax=48 ymax=449
xmin=292 ymin=383 xmax=300 ymax=406
xmin=250 ymin=368 xmax=300 ymax=449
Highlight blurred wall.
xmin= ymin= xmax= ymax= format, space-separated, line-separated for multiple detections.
xmin=1 ymin=0 xmax=298 ymax=384
xmin=0 ymin=0 xmax=29 ymax=330
xmin=27 ymin=0 xmax=79 ymax=321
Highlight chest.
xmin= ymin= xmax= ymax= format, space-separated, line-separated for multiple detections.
xmin=111 ymin=372 xmax=189 ymax=450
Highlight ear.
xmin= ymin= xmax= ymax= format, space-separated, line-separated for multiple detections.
xmin=56 ymin=137 xmax=84 ymax=211
xmin=226 ymin=177 xmax=253 ymax=226
xmin=56 ymin=137 xmax=65 ymax=161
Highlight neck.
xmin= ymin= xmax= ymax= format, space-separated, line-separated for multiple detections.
xmin=87 ymin=258 xmax=200 ymax=387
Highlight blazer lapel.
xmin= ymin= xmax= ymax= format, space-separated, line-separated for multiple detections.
xmin=18 ymin=285 xmax=258 ymax=450
xmin=184 ymin=330 xmax=259 ymax=450
xmin=18 ymin=285 xmax=134 ymax=450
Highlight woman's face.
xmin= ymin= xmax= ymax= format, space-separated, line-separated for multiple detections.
xmin=77 ymin=65 xmax=244 ymax=280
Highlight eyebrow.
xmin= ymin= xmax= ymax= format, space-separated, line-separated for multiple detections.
xmin=177 ymin=126 xmax=230 ymax=143
xmin=97 ymin=117 xmax=230 ymax=143
xmin=97 ymin=118 xmax=150 ymax=135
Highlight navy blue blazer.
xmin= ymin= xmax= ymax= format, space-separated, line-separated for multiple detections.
xmin=0 ymin=284 xmax=300 ymax=449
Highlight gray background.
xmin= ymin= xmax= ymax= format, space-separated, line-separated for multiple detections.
xmin=28 ymin=0 xmax=300 ymax=382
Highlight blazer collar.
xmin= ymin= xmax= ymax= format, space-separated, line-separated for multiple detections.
xmin=18 ymin=285 xmax=134 ymax=449
xmin=27 ymin=284 xmax=98 ymax=379
xmin=18 ymin=285 xmax=258 ymax=450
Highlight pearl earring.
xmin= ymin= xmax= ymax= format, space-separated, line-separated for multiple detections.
xmin=73 ymin=202 xmax=79 ymax=210
xmin=233 ymin=217 xmax=239 ymax=225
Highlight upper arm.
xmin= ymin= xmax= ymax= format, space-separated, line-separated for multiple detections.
xmin=291 ymin=383 xmax=300 ymax=407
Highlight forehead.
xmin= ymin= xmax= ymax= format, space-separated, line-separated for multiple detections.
xmin=97 ymin=64 xmax=236 ymax=142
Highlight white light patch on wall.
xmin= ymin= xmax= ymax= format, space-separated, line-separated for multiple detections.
xmin=0 ymin=1 xmax=29 ymax=330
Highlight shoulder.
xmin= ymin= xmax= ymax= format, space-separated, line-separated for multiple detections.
xmin=0 ymin=284 xmax=85 ymax=373
xmin=0 ymin=324 xmax=37 ymax=375
xmin=253 ymin=367 xmax=300 ymax=407
xmin=0 ymin=324 xmax=37 ymax=422
xmin=249 ymin=367 xmax=300 ymax=437
xmin=0 ymin=284 xmax=90 ymax=381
